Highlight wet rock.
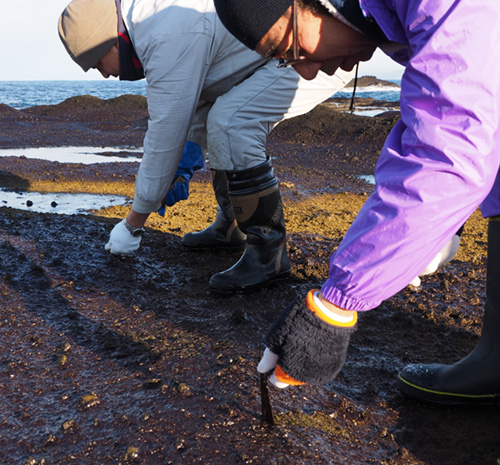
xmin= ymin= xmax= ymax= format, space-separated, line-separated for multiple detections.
xmin=79 ymin=393 xmax=100 ymax=408
xmin=60 ymin=341 xmax=71 ymax=352
xmin=175 ymin=438 xmax=187 ymax=451
xmin=174 ymin=382 xmax=191 ymax=394
xmin=23 ymin=458 xmax=45 ymax=465
xmin=236 ymin=451 xmax=250 ymax=462
xmin=163 ymin=379 xmax=192 ymax=395
xmin=61 ymin=419 xmax=76 ymax=431
xmin=231 ymin=307 xmax=248 ymax=324
xmin=125 ymin=446 xmax=139 ymax=459
xmin=0 ymin=170 xmax=30 ymax=191
xmin=143 ymin=378 xmax=162 ymax=389
xmin=44 ymin=435 xmax=57 ymax=447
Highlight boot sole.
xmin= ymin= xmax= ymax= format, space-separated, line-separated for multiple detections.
xmin=208 ymin=270 xmax=291 ymax=294
xmin=397 ymin=373 xmax=500 ymax=405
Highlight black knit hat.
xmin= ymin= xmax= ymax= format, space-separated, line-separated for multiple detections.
xmin=214 ymin=0 xmax=293 ymax=50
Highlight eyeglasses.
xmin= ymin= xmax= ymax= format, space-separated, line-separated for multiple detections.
xmin=277 ymin=0 xmax=306 ymax=68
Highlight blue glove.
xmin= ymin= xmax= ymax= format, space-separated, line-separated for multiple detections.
xmin=158 ymin=141 xmax=204 ymax=215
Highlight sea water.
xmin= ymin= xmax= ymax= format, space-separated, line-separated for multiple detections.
xmin=0 ymin=79 xmax=400 ymax=110
xmin=0 ymin=80 xmax=147 ymax=110
xmin=335 ymin=83 xmax=401 ymax=103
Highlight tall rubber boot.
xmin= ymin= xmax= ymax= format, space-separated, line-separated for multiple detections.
xmin=209 ymin=159 xmax=291 ymax=293
xmin=181 ymin=170 xmax=246 ymax=250
xmin=397 ymin=218 xmax=500 ymax=405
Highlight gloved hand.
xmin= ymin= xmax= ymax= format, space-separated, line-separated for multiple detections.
xmin=104 ymin=219 xmax=142 ymax=255
xmin=258 ymin=290 xmax=357 ymax=388
xmin=409 ymin=233 xmax=461 ymax=287
xmin=158 ymin=141 xmax=204 ymax=215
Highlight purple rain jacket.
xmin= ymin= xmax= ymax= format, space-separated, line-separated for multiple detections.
xmin=320 ymin=0 xmax=500 ymax=311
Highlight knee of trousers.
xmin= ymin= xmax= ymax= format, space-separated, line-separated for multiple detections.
xmin=206 ymin=101 xmax=269 ymax=171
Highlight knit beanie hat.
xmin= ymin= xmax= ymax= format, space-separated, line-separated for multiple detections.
xmin=214 ymin=0 xmax=293 ymax=50
xmin=58 ymin=0 xmax=118 ymax=72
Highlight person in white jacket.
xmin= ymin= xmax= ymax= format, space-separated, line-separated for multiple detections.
xmin=58 ymin=0 xmax=354 ymax=293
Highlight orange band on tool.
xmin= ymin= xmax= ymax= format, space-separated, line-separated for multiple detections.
xmin=274 ymin=365 xmax=305 ymax=386
xmin=306 ymin=290 xmax=357 ymax=327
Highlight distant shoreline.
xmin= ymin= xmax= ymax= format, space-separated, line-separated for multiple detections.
xmin=0 ymin=76 xmax=400 ymax=110
xmin=346 ymin=75 xmax=400 ymax=89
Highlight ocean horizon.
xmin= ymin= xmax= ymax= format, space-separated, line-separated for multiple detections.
xmin=0 ymin=79 xmax=401 ymax=110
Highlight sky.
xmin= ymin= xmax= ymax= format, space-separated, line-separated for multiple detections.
xmin=0 ymin=0 xmax=405 ymax=81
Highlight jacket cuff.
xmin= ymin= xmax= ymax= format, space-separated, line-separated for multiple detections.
xmin=132 ymin=197 xmax=162 ymax=215
xmin=321 ymin=279 xmax=381 ymax=312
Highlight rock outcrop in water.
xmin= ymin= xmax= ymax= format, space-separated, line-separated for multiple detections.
xmin=347 ymin=75 xmax=400 ymax=88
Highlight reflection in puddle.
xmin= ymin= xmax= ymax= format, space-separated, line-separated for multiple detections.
xmin=0 ymin=146 xmax=142 ymax=164
xmin=0 ymin=189 xmax=130 ymax=215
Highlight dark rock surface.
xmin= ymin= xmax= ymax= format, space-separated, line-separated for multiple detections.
xmin=0 ymin=96 xmax=497 ymax=465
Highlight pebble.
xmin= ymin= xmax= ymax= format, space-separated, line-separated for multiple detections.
xmin=60 ymin=341 xmax=71 ymax=352
xmin=79 ymin=393 xmax=100 ymax=408
xmin=125 ymin=446 xmax=139 ymax=458
xmin=143 ymin=378 xmax=162 ymax=389
xmin=175 ymin=382 xmax=190 ymax=394
xmin=62 ymin=419 xmax=76 ymax=431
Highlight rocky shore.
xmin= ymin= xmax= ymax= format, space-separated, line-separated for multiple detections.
xmin=0 ymin=95 xmax=497 ymax=465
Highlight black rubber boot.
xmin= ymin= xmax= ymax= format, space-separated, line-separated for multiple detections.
xmin=209 ymin=159 xmax=290 ymax=293
xmin=397 ymin=218 xmax=500 ymax=405
xmin=181 ymin=170 xmax=246 ymax=250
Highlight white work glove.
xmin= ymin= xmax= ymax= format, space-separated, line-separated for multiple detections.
xmin=258 ymin=348 xmax=290 ymax=389
xmin=409 ymin=234 xmax=461 ymax=287
xmin=104 ymin=219 xmax=143 ymax=255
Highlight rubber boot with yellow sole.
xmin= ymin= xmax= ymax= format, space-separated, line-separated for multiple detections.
xmin=398 ymin=218 xmax=500 ymax=405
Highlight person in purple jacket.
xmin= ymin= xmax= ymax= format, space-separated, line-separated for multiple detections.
xmin=213 ymin=0 xmax=500 ymax=405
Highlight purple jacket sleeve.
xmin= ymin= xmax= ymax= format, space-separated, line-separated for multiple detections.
xmin=321 ymin=0 xmax=500 ymax=311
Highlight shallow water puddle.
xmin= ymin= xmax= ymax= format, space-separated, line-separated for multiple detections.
xmin=327 ymin=102 xmax=398 ymax=117
xmin=0 ymin=146 xmax=138 ymax=214
xmin=0 ymin=189 xmax=130 ymax=215
xmin=341 ymin=108 xmax=397 ymax=117
xmin=359 ymin=175 xmax=375 ymax=185
xmin=0 ymin=146 xmax=142 ymax=164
